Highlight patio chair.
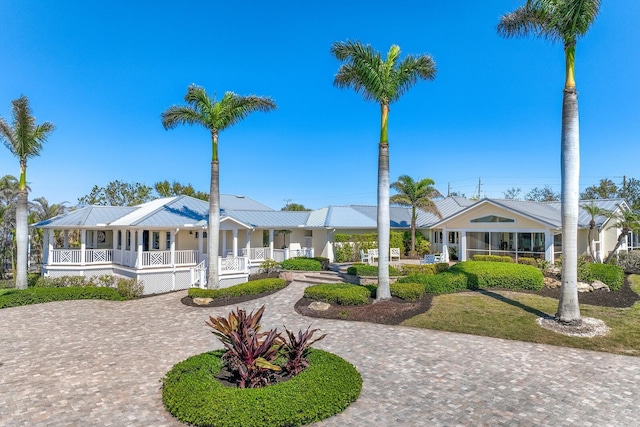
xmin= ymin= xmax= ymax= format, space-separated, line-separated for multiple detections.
xmin=360 ymin=250 xmax=370 ymax=264
xmin=390 ymin=247 xmax=401 ymax=262
xmin=420 ymin=254 xmax=436 ymax=264
xmin=368 ymin=248 xmax=379 ymax=264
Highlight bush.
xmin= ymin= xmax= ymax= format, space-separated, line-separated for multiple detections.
xmin=162 ymin=349 xmax=362 ymax=427
xmin=399 ymin=272 xmax=469 ymax=294
xmin=400 ymin=264 xmax=437 ymax=276
xmin=30 ymin=274 xmax=142 ymax=300
xmin=259 ymin=259 xmax=280 ymax=274
xmin=304 ymin=283 xmax=370 ymax=305
xmin=614 ymin=250 xmax=640 ymax=274
xmin=189 ymin=278 xmax=287 ymax=299
xmin=312 ymin=257 xmax=330 ymax=270
xmin=435 ymin=262 xmax=450 ymax=273
xmin=280 ymin=258 xmax=322 ymax=271
xmin=472 ymin=255 xmax=513 ymax=263
xmin=390 ymin=282 xmax=424 ymax=300
xmin=115 ymin=278 xmax=144 ymax=299
xmin=517 ymin=257 xmax=538 ymax=266
xmin=579 ymin=263 xmax=624 ymax=291
xmin=346 ymin=263 xmax=401 ymax=277
xmin=450 ymin=261 xmax=544 ymax=291
xmin=0 ymin=286 xmax=124 ymax=309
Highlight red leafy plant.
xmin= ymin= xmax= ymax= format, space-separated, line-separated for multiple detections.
xmin=206 ymin=305 xmax=326 ymax=388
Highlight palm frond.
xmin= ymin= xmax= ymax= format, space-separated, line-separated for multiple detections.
xmin=393 ymin=55 xmax=437 ymax=102
xmin=217 ymin=92 xmax=277 ymax=131
xmin=497 ymin=4 xmax=560 ymax=42
xmin=1 ymin=96 xmax=54 ymax=161
xmin=331 ymin=40 xmax=386 ymax=103
xmin=161 ymin=106 xmax=204 ymax=129
xmin=0 ymin=119 xmax=16 ymax=154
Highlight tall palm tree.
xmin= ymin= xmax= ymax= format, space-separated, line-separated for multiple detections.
xmin=498 ymin=0 xmax=600 ymax=324
xmin=331 ymin=41 xmax=437 ymax=300
xmin=390 ymin=175 xmax=442 ymax=257
xmin=161 ymin=85 xmax=276 ymax=288
xmin=603 ymin=208 xmax=640 ymax=264
xmin=0 ymin=97 xmax=55 ymax=289
xmin=581 ymin=202 xmax=608 ymax=262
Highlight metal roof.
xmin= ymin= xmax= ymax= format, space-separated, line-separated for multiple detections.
xmin=223 ymin=210 xmax=311 ymax=228
xmin=33 ymin=205 xmax=137 ymax=228
xmin=219 ymin=194 xmax=274 ymax=211
xmin=111 ymin=196 xmax=209 ymax=228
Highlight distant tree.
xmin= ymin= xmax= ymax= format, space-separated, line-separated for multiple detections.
xmin=580 ymin=178 xmax=618 ymax=200
xmin=390 ymin=175 xmax=442 ymax=257
xmin=449 ymin=191 xmax=466 ymax=198
xmin=281 ymin=202 xmax=310 ymax=211
xmin=332 ymin=40 xmax=437 ymax=300
xmin=524 ymin=186 xmax=560 ymax=202
xmin=78 ymin=180 xmax=153 ymax=206
xmin=154 ymin=180 xmax=208 ymax=201
xmin=580 ymin=202 xmax=608 ymax=262
xmin=162 ymin=85 xmax=276 ymax=288
xmin=0 ymin=96 xmax=55 ymax=289
xmin=618 ymin=178 xmax=640 ymax=211
xmin=0 ymin=175 xmax=19 ymax=279
xmin=503 ymin=187 xmax=522 ymax=200
xmin=604 ymin=208 xmax=640 ymax=264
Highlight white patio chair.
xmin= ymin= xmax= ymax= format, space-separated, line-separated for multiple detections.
xmin=368 ymin=248 xmax=379 ymax=264
xmin=420 ymin=254 xmax=436 ymax=264
xmin=360 ymin=250 xmax=370 ymax=264
xmin=390 ymin=247 xmax=401 ymax=262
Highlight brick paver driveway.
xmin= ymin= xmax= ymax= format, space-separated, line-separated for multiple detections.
xmin=1 ymin=281 xmax=639 ymax=426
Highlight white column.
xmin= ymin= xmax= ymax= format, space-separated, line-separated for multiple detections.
xmin=232 ymin=229 xmax=238 ymax=257
xmin=80 ymin=229 xmax=86 ymax=265
xmin=221 ymin=231 xmax=227 ymax=258
xmin=246 ymin=230 xmax=251 ymax=258
xmin=441 ymin=227 xmax=449 ymax=262
xmin=63 ymin=230 xmax=69 ymax=249
xmin=545 ymin=229 xmax=554 ymax=263
xmin=45 ymin=229 xmax=53 ymax=265
xmin=197 ymin=229 xmax=203 ymax=262
xmin=460 ymin=231 xmax=467 ymax=261
xmin=137 ymin=230 xmax=143 ymax=267
xmin=269 ymin=229 xmax=274 ymax=258
xmin=171 ymin=229 xmax=177 ymax=267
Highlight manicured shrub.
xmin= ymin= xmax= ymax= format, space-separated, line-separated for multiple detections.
xmin=400 ymin=264 xmax=436 ymax=276
xmin=579 ymin=263 xmax=624 ymax=291
xmin=188 ymin=278 xmax=287 ymax=299
xmin=435 ymin=262 xmax=450 ymax=273
xmin=312 ymin=257 xmax=330 ymax=270
xmin=0 ymin=286 xmax=124 ymax=309
xmin=280 ymin=258 xmax=322 ymax=271
xmin=304 ymin=283 xmax=370 ymax=305
xmin=162 ymin=349 xmax=362 ymax=427
xmin=346 ymin=264 xmax=401 ymax=277
xmin=399 ymin=272 xmax=469 ymax=294
xmin=615 ymin=250 xmax=640 ymax=273
xmin=115 ymin=278 xmax=144 ymax=299
xmin=472 ymin=255 xmax=513 ymax=263
xmin=29 ymin=274 xmax=142 ymax=300
xmin=259 ymin=258 xmax=280 ymax=274
xmin=517 ymin=257 xmax=538 ymax=266
xmin=450 ymin=261 xmax=544 ymax=291
xmin=390 ymin=282 xmax=425 ymax=300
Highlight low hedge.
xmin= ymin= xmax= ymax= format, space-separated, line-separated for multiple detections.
xmin=162 ymin=349 xmax=362 ymax=427
xmin=398 ymin=272 xmax=469 ymax=294
xmin=304 ymin=283 xmax=370 ymax=305
xmin=450 ymin=261 xmax=544 ymax=291
xmin=390 ymin=282 xmax=424 ymax=300
xmin=517 ymin=257 xmax=538 ymax=266
xmin=579 ymin=263 xmax=625 ymax=291
xmin=472 ymin=255 xmax=513 ymax=263
xmin=188 ymin=278 xmax=287 ymax=299
xmin=0 ymin=286 xmax=124 ymax=309
xmin=280 ymin=258 xmax=322 ymax=271
xmin=346 ymin=264 xmax=401 ymax=277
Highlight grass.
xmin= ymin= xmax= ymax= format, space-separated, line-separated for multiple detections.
xmin=401 ymin=275 xmax=640 ymax=356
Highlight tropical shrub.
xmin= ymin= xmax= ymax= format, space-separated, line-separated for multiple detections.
xmin=472 ymin=255 xmax=513 ymax=263
xmin=280 ymin=258 xmax=322 ymax=271
xmin=115 ymin=278 xmax=145 ymax=299
xmin=614 ymin=250 xmax=640 ymax=274
xmin=304 ymin=283 xmax=370 ymax=305
xmin=162 ymin=349 xmax=361 ymax=427
xmin=0 ymin=286 xmax=124 ymax=309
xmin=312 ymin=257 xmax=330 ymax=270
xmin=579 ymin=263 xmax=624 ymax=290
xmin=30 ymin=274 xmax=142 ymax=299
xmin=188 ymin=278 xmax=287 ymax=299
xmin=282 ymin=326 xmax=327 ymax=375
xmin=259 ymin=258 xmax=280 ymax=274
xmin=346 ymin=264 xmax=401 ymax=277
xmin=517 ymin=257 xmax=538 ymax=266
xmin=398 ymin=272 xmax=469 ymax=294
xmin=435 ymin=262 xmax=450 ymax=273
xmin=400 ymin=264 xmax=437 ymax=276
xmin=333 ymin=232 xmax=403 ymax=262
xmin=450 ymin=261 xmax=544 ymax=291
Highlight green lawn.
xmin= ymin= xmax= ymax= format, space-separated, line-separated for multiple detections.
xmin=0 ymin=289 xmax=10 ymax=296
xmin=402 ymin=275 xmax=640 ymax=356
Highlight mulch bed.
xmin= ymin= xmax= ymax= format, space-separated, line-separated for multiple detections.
xmin=536 ymin=276 xmax=640 ymax=308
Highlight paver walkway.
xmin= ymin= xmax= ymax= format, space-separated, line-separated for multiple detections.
xmin=1 ymin=281 xmax=639 ymax=426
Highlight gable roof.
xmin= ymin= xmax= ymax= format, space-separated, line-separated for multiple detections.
xmin=33 ymin=205 xmax=137 ymax=228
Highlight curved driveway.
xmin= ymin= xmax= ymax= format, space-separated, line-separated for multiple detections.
xmin=1 ymin=282 xmax=639 ymax=426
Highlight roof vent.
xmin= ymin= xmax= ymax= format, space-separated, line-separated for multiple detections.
xmin=235 ymin=195 xmax=245 ymax=198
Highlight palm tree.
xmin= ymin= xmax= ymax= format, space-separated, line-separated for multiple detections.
xmin=603 ymin=208 xmax=640 ymax=264
xmin=0 ymin=97 xmax=55 ymax=289
xmin=581 ymin=202 xmax=608 ymax=262
xmin=161 ymin=85 xmax=276 ymax=288
xmin=331 ymin=41 xmax=437 ymax=300
xmin=390 ymin=175 xmax=442 ymax=257
xmin=498 ymin=0 xmax=601 ymax=324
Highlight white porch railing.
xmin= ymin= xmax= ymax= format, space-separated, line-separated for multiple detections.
xmin=191 ymin=260 xmax=207 ymax=288
xmin=241 ymin=247 xmax=272 ymax=261
xmin=220 ymin=256 xmax=248 ymax=273
xmin=49 ymin=248 xmax=198 ymax=268
xmin=50 ymin=249 xmax=113 ymax=265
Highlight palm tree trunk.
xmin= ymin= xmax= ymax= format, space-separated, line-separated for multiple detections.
xmin=377 ymin=104 xmax=391 ymax=300
xmin=208 ymin=131 xmax=220 ymax=288
xmin=604 ymin=231 xmax=628 ymax=264
xmin=15 ymin=190 xmax=28 ymax=289
xmin=557 ymin=85 xmax=581 ymax=324
xmin=410 ymin=206 xmax=416 ymax=257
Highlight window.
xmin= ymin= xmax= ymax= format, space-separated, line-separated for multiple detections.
xmin=152 ymin=232 xmax=160 ymax=250
xmin=470 ymin=215 xmax=514 ymax=223
xmin=125 ymin=231 xmax=131 ymax=250
xmin=165 ymin=232 xmax=171 ymax=250
xmin=117 ymin=231 xmax=122 ymax=250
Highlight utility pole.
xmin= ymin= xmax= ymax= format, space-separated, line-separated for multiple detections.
xmin=447 ymin=182 xmax=451 ymax=197
xmin=477 ymin=177 xmax=482 ymax=199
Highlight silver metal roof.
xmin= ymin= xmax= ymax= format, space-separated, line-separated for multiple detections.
xmin=33 ymin=206 xmax=137 ymax=228
xmin=219 ymin=194 xmax=274 ymax=211
xmin=223 ymin=210 xmax=311 ymax=228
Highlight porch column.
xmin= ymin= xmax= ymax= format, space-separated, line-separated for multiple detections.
xmin=171 ymin=229 xmax=177 ymax=267
xmin=514 ymin=232 xmax=519 ymax=262
xmin=221 ymin=231 xmax=227 ymax=258
xmin=441 ymin=227 xmax=449 ymax=262
xmin=45 ymin=229 xmax=53 ymax=265
xmin=232 ymin=229 xmax=238 ymax=257
xmin=197 ymin=229 xmax=203 ymax=263
xmin=269 ymin=229 xmax=274 ymax=258
xmin=63 ymin=230 xmax=69 ymax=249
xmin=545 ymin=229 xmax=554 ymax=263
xmin=460 ymin=231 xmax=467 ymax=261
xmin=80 ymin=229 xmax=86 ymax=265
xmin=137 ymin=230 xmax=143 ymax=268
xmin=245 ymin=230 xmax=251 ymax=258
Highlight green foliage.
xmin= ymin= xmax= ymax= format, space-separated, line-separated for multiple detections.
xmin=435 ymin=262 xmax=450 ymax=273
xmin=390 ymin=282 xmax=424 ymax=300
xmin=615 ymin=250 xmax=640 ymax=274
xmin=472 ymin=255 xmax=514 ymax=263
xmin=115 ymin=277 xmax=144 ymax=299
xmin=389 ymin=232 xmax=404 ymax=253
xmin=333 ymin=232 xmax=403 ymax=262
xmin=188 ymin=278 xmax=287 ymax=299
xmin=78 ymin=180 xmax=154 ymax=206
xmin=154 ymin=180 xmax=208 ymax=200
xmin=162 ymin=349 xmax=362 ymax=427
xmin=31 ymin=274 xmax=143 ymax=299
xmin=281 ymin=202 xmax=311 ymax=211
xmin=346 ymin=263 xmax=401 ymax=277
xmin=579 ymin=263 xmax=625 ymax=291
xmin=517 ymin=257 xmax=538 ymax=266
xmin=280 ymin=258 xmax=322 ymax=271
xmin=0 ymin=286 xmax=123 ymax=308
xmin=398 ymin=272 xmax=469 ymax=294
xmin=282 ymin=326 xmax=327 ymax=375
xmin=304 ymin=283 xmax=370 ymax=306
xmin=400 ymin=264 xmax=437 ymax=276
xmin=312 ymin=257 xmax=330 ymax=270
xmin=450 ymin=261 xmax=544 ymax=291
xmin=259 ymin=258 xmax=280 ymax=274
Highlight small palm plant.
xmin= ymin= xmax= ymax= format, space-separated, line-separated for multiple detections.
xmin=282 ymin=326 xmax=327 ymax=375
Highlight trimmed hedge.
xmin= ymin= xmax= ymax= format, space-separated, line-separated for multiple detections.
xmin=517 ymin=257 xmax=538 ymax=266
xmin=472 ymin=255 xmax=514 ymax=263
xmin=450 ymin=261 xmax=544 ymax=291
xmin=162 ymin=349 xmax=362 ymax=427
xmin=304 ymin=283 xmax=370 ymax=305
xmin=579 ymin=263 xmax=625 ymax=291
xmin=399 ymin=263 xmax=450 ymax=276
xmin=280 ymin=258 xmax=322 ymax=271
xmin=0 ymin=286 xmax=124 ymax=309
xmin=390 ymin=282 xmax=424 ymax=300
xmin=346 ymin=264 xmax=401 ymax=277
xmin=399 ymin=272 xmax=469 ymax=294
xmin=188 ymin=278 xmax=287 ymax=299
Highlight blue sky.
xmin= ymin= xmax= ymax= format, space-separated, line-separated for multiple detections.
xmin=1 ymin=1 xmax=639 ymax=210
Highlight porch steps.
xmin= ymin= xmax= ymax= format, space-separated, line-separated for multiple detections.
xmin=298 ymin=270 xmax=346 ymax=285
